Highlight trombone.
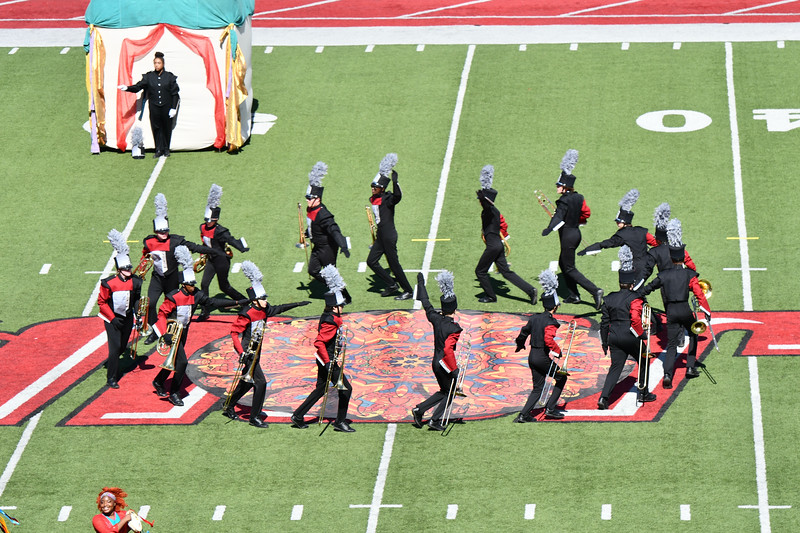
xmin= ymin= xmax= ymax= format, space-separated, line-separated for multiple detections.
xmin=540 ymin=320 xmax=577 ymax=407
xmin=637 ymin=303 xmax=652 ymax=395
xmin=366 ymin=205 xmax=377 ymax=248
xmin=156 ymin=319 xmax=184 ymax=371
xmin=319 ymin=325 xmax=348 ymax=435
xmin=442 ymin=332 xmax=471 ymax=436
xmin=534 ymin=190 xmax=555 ymax=218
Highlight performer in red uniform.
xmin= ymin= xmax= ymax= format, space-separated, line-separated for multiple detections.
xmin=92 ymin=487 xmax=133 ymax=533
xmin=365 ymin=153 xmax=414 ymax=300
xmin=579 ymin=188 xmax=658 ymax=290
xmin=224 ymin=261 xmax=310 ymax=428
xmin=541 ymin=150 xmax=603 ymax=310
xmin=152 ymin=246 xmax=245 ymax=406
xmin=290 ymin=265 xmax=355 ymax=433
xmin=411 ymin=270 xmax=463 ymax=431
xmin=513 ymin=270 xmax=568 ymax=422
xmin=196 ymin=184 xmax=250 ymax=321
xmin=475 ymin=165 xmax=538 ymax=305
xmin=98 ymin=229 xmax=142 ymax=389
xmin=597 ymin=246 xmax=656 ymax=409
xmin=141 ymin=193 xmax=218 ymax=343
xmin=637 ymin=219 xmax=711 ymax=388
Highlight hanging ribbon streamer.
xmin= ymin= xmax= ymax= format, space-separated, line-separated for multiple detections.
xmin=84 ymin=25 xmax=107 ymax=152
xmin=220 ymin=24 xmax=248 ymax=152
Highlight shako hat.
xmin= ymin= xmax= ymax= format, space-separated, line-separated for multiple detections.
xmin=615 ymin=189 xmax=639 ymax=225
xmin=321 ymin=265 xmax=348 ymax=307
xmin=108 ymin=229 xmax=132 ymax=270
xmin=153 ymin=193 xmax=169 ymax=232
xmin=667 ymin=218 xmax=686 ymax=262
xmin=241 ymin=260 xmax=266 ymax=300
xmin=618 ymin=245 xmax=635 ymax=284
xmin=653 ymin=202 xmax=670 ymax=242
xmin=476 ymin=164 xmax=497 ymax=203
xmin=305 ymin=162 xmax=328 ymax=200
xmin=556 ymin=149 xmax=579 ymax=188
xmin=436 ymin=270 xmax=457 ymax=315
xmin=205 ymin=184 xmax=222 ymax=221
xmin=539 ymin=269 xmax=560 ymax=310
xmin=371 ymin=153 xmax=397 ymax=189
xmin=174 ymin=245 xmax=196 ymax=285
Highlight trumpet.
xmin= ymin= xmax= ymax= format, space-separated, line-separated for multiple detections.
xmin=296 ymin=202 xmax=309 ymax=249
xmin=319 ymin=325 xmax=348 ymax=433
xmin=534 ymin=190 xmax=555 ymax=218
xmin=133 ymin=253 xmax=154 ymax=281
xmin=365 ymin=205 xmax=377 ymax=247
xmin=241 ymin=319 xmax=266 ymax=384
xmin=129 ymin=296 xmax=150 ymax=359
xmin=637 ymin=303 xmax=652 ymax=392
xmin=156 ymin=319 xmax=184 ymax=371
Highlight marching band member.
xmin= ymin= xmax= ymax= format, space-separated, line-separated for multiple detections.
xmin=196 ymin=184 xmax=250 ymax=321
xmin=475 ymin=165 xmax=538 ymax=305
xmin=152 ymin=246 xmax=246 ymax=406
xmin=513 ymin=270 xmax=568 ymax=422
xmin=637 ymin=219 xmax=711 ymax=388
xmin=641 ymin=202 xmax=697 ymax=282
xmin=579 ymin=188 xmax=658 ymax=290
xmin=304 ymin=162 xmax=351 ymax=299
xmin=541 ymin=150 xmax=603 ymax=310
xmin=290 ymin=265 xmax=355 ymax=433
xmin=597 ymin=246 xmax=656 ymax=409
xmin=93 ymin=487 xmax=133 ymax=533
xmin=97 ymin=230 xmax=142 ymax=389
xmin=365 ymin=153 xmax=414 ymax=300
xmin=411 ymin=271 xmax=463 ymax=432
xmin=224 ymin=261 xmax=310 ymax=428
xmin=140 ymin=193 xmax=219 ymax=344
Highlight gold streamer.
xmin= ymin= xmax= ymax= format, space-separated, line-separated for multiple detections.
xmin=84 ymin=25 xmax=107 ymax=146
xmin=220 ymin=24 xmax=248 ymax=152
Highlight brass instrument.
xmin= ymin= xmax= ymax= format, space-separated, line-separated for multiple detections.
xmin=319 ymin=325 xmax=348 ymax=434
xmin=133 ymin=253 xmax=154 ymax=281
xmin=698 ymin=278 xmax=712 ymax=298
xmin=241 ymin=320 xmax=266 ymax=384
xmin=637 ymin=303 xmax=652 ymax=393
xmin=442 ymin=332 xmax=471 ymax=435
xmin=555 ymin=320 xmax=577 ymax=378
xmin=296 ymin=203 xmax=311 ymax=280
xmin=156 ymin=319 xmax=184 ymax=371
xmin=225 ymin=244 xmax=233 ymax=258
xmin=129 ymin=295 xmax=150 ymax=359
xmin=193 ymin=254 xmax=207 ymax=272
xmin=534 ymin=190 xmax=555 ymax=218
xmin=540 ymin=320 xmax=577 ymax=407
xmin=366 ymin=205 xmax=377 ymax=247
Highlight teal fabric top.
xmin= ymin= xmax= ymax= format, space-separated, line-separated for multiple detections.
xmin=85 ymin=0 xmax=254 ymax=29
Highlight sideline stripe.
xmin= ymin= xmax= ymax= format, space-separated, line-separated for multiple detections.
xmin=415 ymin=44 xmax=475 ymax=309
xmin=0 ymin=333 xmax=106 ymax=420
xmin=0 ymin=412 xmax=41 ymax=499
xmin=82 ymin=158 xmax=166 ymax=317
xmin=365 ymin=423 xmax=397 ymax=533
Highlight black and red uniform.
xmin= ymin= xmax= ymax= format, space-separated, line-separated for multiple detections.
xmin=292 ymin=310 xmax=353 ymax=424
xmin=641 ymin=243 xmax=697 ymax=284
xmin=122 ymin=69 xmax=179 ymax=156
xmin=307 ymin=204 xmax=349 ymax=284
xmin=543 ymin=190 xmax=601 ymax=302
xmin=198 ymin=222 xmax=248 ymax=303
xmin=581 ymin=227 xmax=659 ymax=288
xmin=226 ymin=300 xmax=310 ymax=422
xmin=599 ymin=289 xmax=648 ymax=401
xmin=366 ymin=173 xmax=413 ymax=295
xmin=475 ymin=195 xmax=537 ymax=303
xmin=97 ymin=273 xmax=142 ymax=384
xmin=638 ymin=266 xmax=710 ymax=384
xmin=140 ymin=234 xmax=216 ymax=325
xmin=413 ymin=280 xmax=463 ymax=424
xmin=151 ymin=287 xmax=236 ymax=398
xmin=516 ymin=312 xmax=566 ymax=417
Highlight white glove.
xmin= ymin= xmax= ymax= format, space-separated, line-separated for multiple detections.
xmin=117 ymin=85 xmax=127 ymax=90
xmin=168 ymin=108 xmax=177 ymax=118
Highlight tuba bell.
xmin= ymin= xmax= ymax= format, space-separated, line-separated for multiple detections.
xmin=157 ymin=319 xmax=184 ymax=371
xmin=698 ymin=279 xmax=712 ymax=298
xmin=690 ymin=318 xmax=708 ymax=335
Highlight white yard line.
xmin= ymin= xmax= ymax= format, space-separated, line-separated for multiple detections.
xmin=726 ymin=1 xmax=800 ymax=15
xmin=254 ymin=0 xmax=341 ymax=16
xmin=0 ymin=412 xmax=41 ymax=499
xmin=82 ymin=158 xmax=166 ymax=317
xmin=415 ymin=44 xmax=475 ymax=310
xmin=400 ymin=0 xmax=493 ymax=18
xmin=560 ymin=0 xmax=644 ymax=17
xmin=362 ymin=423 xmax=401 ymax=533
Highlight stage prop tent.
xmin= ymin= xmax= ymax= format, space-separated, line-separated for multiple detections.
xmin=84 ymin=0 xmax=254 ymax=153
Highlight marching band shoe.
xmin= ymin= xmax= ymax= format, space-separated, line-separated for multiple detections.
xmin=512 ymin=413 xmax=534 ymax=423
xmin=380 ymin=284 xmax=399 ymax=297
xmin=662 ymin=375 xmax=673 ymax=389
xmin=427 ymin=420 xmax=446 ymax=432
xmin=597 ymin=397 xmax=609 ymax=410
xmin=544 ymin=409 xmax=565 ymax=420
xmin=107 ymin=379 xmax=120 ymax=389
xmin=478 ymin=296 xmax=497 ymax=303
xmin=637 ymin=391 xmax=657 ymax=403
xmin=685 ymin=367 xmax=700 ymax=379
xmin=594 ymin=289 xmax=604 ymax=311
xmin=394 ymin=291 xmax=413 ymax=301
xmin=411 ymin=408 xmax=424 ymax=428
xmin=144 ymin=331 xmax=158 ymax=345
xmin=196 ymin=309 xmax=210 ymax=322
xmin=563 ymin=295 xmax=581 ymax=304
xmin=528 ymin=288 xmax=538 ymax=306
xmin=249 ymin=417 xmax=269 ymax=429
xmin=332 ymin=421 xmax=355 ymax=433
xmin=168 ymin=393 xmax=184 ymax=407
xmin=163 ymin=149 xmax=170 ymax=158
xmin=221 ymin=408 xmax=238 ymax=421
xmin=290 ymin=414 xmax=309 ymax=429
xmin=152 ymin=380 xmax=168 ymax=397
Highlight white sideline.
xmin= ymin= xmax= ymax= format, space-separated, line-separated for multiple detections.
xmin=415 ymin=44 xmax=475 ymax=310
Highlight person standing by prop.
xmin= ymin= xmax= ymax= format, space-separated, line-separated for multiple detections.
xmin=637 ymin=219 xmax=711 ymax=388
xmin=597 ymin=246 xmax=656 ymax=409
xmin=118 ymin=51 xmax=179 ymax=158
xmin=513 ymin=270 xmax=569 ymax=422
xmin=475 ymin=165 xmax=538 ymax=305
xmin=365 ymin=153 xmax=414 ymax=301
xmin=411 ymin=270 xmax=463 ymax=432
xmin=140 ymin=193 xmax=218 ymax=344
xmin=541 ymin=149 xmax=603 ymax=310
xmin=304 ymin=162 xmax=351 ymax=300
xmin=224 ymin=261 xmax=311 ymax=428
xmin=579 ymin=189 xmax=658 ymax=290
xmin=290 ymin=265 xmax=355 ymax=433
xmin=196 ymin=184 xmax=250 ymax=321
xmin=152 ymin=246 xmax=246 ymax=406
xmin=98 ymin=230 xmax=142 ymax=389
